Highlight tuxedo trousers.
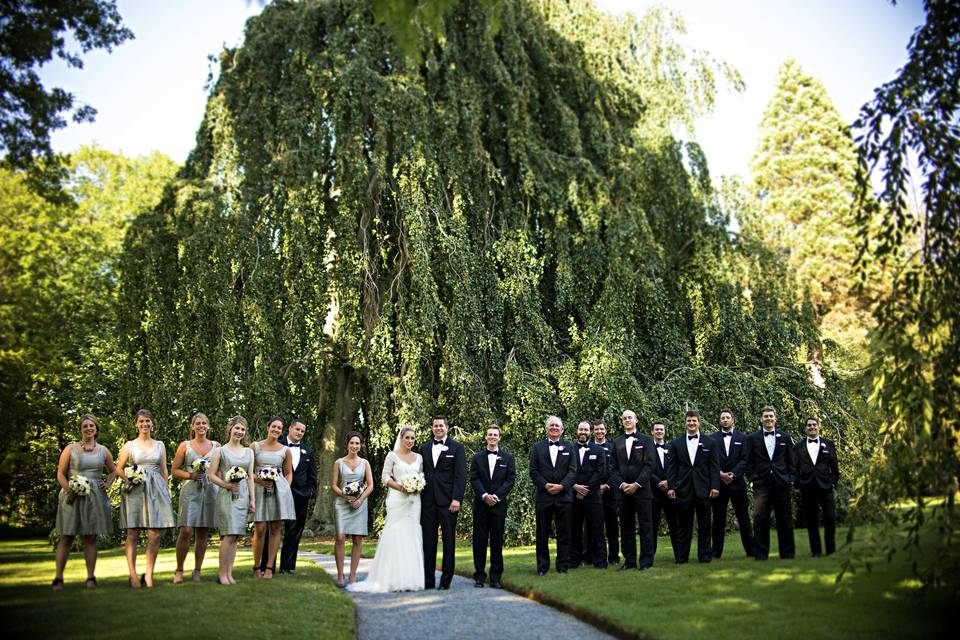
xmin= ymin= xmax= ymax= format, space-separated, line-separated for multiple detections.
xmin=799 ymin=486 xmax=836 ymax=556
xmin=651 ymin=492 xmax=678 ymax=561
xmin=618 ymin=493 xmax=654 ymax=568
xmin=599 ymin=490 xmax=620 ymax=563
xmin=675 ymin=495 xmax=712 ymax=563
xmin=535 ymin=501 xmax=571 ymax=573
xmin=711 ymin=486 xmax=754 ymax=558
xmin=752 ymin=484 xmax=795 ymax=559
xmin=421 ymin=503 xmax=458 ymax=588
xmin=279 ymin=494 xmax=311 ymax=571
xmin=570 ymin=497 xmax=606 ymax=567
xmin=472 ymin=500 xmax=506 ymax=582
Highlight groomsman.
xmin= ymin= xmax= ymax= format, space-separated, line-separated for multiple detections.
xmin=421 ymin=415 xmax=467 ymax=589
xmin=529 ymin=416 xmax=577 ymax=575
xmin=709 ymin=410 xmax=754 ymax=559
xmin=591 ymin=419 xmax=620 ymax=564
xmin=609 ymin=410 xmax=655 ymax=570
xmin=569 ymin=421 xmax=608 ymax=569
xmin=667 ymin=410 xmax=720 ymax=563
xmin=470 ymin=425 xmax=516 ymax=587
xmin=650 ymin=420 xmax=678 ymax=561
xmin=794 ymin=417 xmax=839 ymax=557
xmin=277 ymin=419 xmax=318 ymax=574
xmin=745 ymin=406 xmax=796 ymax=560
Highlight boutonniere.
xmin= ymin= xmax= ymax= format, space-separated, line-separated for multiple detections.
xmin=439 ymin=445 xmax=449 ymax=452
xmin=558 ymin=446 xmax=565 ymax=451
xmin=820 ymin=443 xmax=826 ymax=449
xmin=775 ymin=433 xmax=782 ymax=438
xmin=496 ymin=455 xmax=502 ymax=461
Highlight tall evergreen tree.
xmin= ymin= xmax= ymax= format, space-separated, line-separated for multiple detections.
xmin=750 ymin=59 xmax=870 ymax=374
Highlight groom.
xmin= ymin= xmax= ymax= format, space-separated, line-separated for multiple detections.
xmin=421 ymin=415 xmax=467 ymax=590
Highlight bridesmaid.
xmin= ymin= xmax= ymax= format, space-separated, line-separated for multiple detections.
xmin=209 ymin=415 xmax=255 ymax=585
xmin=251 ymin=416 xmax=295 ymax=579
xmin=170 ymin=412 xmax=219 ymax=583
xmin=115 ymin=409 xmax=175 ymax=588
xmin=52 ymin=414 xmax=116 ymax=590
xmin=332 ymin=430 xmax=373 ymax=587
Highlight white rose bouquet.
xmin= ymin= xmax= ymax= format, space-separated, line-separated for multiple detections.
xmin=343 ymin=479 xmax=366 ymax=498
xmin=226 ymin=466 xmax=248 ymax=500
xmin=400 ymin=472 xmax=426 ymax=495
xmin=124 ymin=464 xmax=146 ymax=491
xmin=191 ymin=457 xmax=209 ymax=475
xmin=258 ymin=466 xmax=281 ymax=494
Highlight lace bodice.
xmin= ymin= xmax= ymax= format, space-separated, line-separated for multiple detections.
xmin=381 ymin=451 xmax=422 ymax=484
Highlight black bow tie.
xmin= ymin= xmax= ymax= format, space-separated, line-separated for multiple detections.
xmin=488 ymin=450 xmax=499 ymax=455
xmin=289 ymin=441 xmax=301 ymax=446
xmin=764 ymin=431 xmax=776 ymax=437
xmin=433 ymin=440 xmax=444 ymax=446
xmin=687 ymin=435 xmax=698 ymax=441
xmin=578 ymin=443 xmax=589 ymax=449
xmin=808 ymin=439 xmax=819 ymax=444
xmin=722 ymin=432 xmax=732 ymax=437
xmin=548 ymin=441 xmax=559 ymax=447
xmin=655 ymin=443 xmax=664 ymax=449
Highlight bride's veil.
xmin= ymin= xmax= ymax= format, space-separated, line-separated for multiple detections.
xmin=392 ymin=427 xmax=406 ymax=453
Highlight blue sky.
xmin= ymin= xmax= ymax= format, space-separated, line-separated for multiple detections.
xmin=40 ymin=0 xmax=924 ymax=179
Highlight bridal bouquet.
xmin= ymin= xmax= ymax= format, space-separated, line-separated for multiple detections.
xmin=66 ymin=474 xmax=92 ymax=504
xmin=124 ymin=464 xmax=146 ymax=491
xmin=400 ymin=472 xmax=426 ymax=495
xmin=258 ymin=466 xmax=281 ymax=494
xmin=191 ymin=457 xmax=210 ymax=475
xmin=226 ymin=466 xmax=248 ymax=500
xmin=343 ymin=479 xmax=366 ymax=498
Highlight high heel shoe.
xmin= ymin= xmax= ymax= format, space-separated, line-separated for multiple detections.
xmin=172 ymin=570 xmax=183 ymax=584
xmin=51 ymin=577 xmax=64 ymax=591
xmin=85 ymin=576 xmax=97 ymax=589
xmin=140 ymin=573 xmax=148 ymax=588
xmin=191 ymin=569 xmax=202 ymax=582
xmin=129 ymin=575 xmax=141 ymax=589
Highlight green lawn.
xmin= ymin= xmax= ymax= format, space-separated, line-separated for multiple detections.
xmin=311 ymin=531 xmax=949 ymax=640
xmin=0 ymin=539 xmax=354 ymax=639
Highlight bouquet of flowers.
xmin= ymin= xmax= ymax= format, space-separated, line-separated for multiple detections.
xmin=400 ymin=472 xmax=426 ymax=495
xmin=191 ymin=457 xmax=209 ymax=478
xmin=343 ymin=479 xmax=366 ymax=499
xmin=258 ymin=466 xmax=281 ymax=495
xmin=124 ymin=464 xmax=146 ymax=491
xmin=66 ymin=474 xmax=92 ymax=505
xmin=226 ymin=466 xmax=248 ymax=500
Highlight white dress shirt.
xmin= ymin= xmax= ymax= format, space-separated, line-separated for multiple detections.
xmin=432 ymin=438 xmax=446 ymax=467
xmin=288 ymin=441 xmax=301 ymax=469
xmin=807 ymin=438 xmax=820 ymax=464
xmin=721 ymin=430 xmax=732 ymax=456
xmin=625 ymin=433 xmax=636 ymax=459
xmin=548 ymin=441 xmax=559 ymax=466
xmin=578 ymin=443 xmax=588 ymax=464
xmin=656 ymin=443 xmax=666 ymax=468
xmin=764 ymin=429 xmax=776 ymax=459
xmin=686 ymin=432 xmax=700 ymax=463
xmin=487 ymin=451 xmax=499 ymax=479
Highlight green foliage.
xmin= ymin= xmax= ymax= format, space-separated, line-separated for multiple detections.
xmin=0 ymin=0 xmax=133 ymax=174
xmin=114 ymin=0 xmax=858 ymax=538
xmin=0 ymin=147 xmax=176 ymax=527
xmin=750 ymin=59 xmax=873 ymax=370
xmin=847 ymin=0 xmax=960 ymax=592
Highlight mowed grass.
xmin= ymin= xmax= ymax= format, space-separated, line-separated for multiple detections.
xmin=0 ymin=538 xmax=354 ymax=640
xmin=310 ymin=529 xmax=949 ymax=640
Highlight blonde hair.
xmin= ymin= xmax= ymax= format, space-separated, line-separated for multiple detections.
xmin=190 ymin=412 xmax=210 ymax=438
xmin=79 ymin=413 xmax=101 ymax=438
xmin=224 ymin=415 xmax=250 ymax=446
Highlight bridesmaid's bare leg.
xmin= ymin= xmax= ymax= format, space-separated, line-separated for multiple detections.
xmin=174 ymin=526 xmax=192 ymax=582
xmin=53 ymin=535 xmax=74 ymax=589
xmin=252 ymin=522 xmax=265 ymax=577
xmin=264 ymin=522 xmax=281 ymax=578
xmin=144 ymin=528 xmax=161 ymax=587
xmin=193 ymin=528 xmax=208 ymax=578
xmin=217 ymin=535 xmax=231 ymax=584
xmin=125 ymin=529 xmax=140 ymax=587
xmin=226 ymin=537 xmax=239 ymax=584
xmin=82 ymin=535 xmax=97 ymax=586
xmin=334 ymin=533 xmax=346 ymax=585
xmin=349 ymin=535 xmax=363 ymax=583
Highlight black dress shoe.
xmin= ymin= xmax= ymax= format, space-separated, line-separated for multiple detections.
xmin=556 ymin=568 xmax=568 ymax=574
xmin=617 ymin=564 xmax=637 ymax=571
xmin=537 ymin=571 xmax=546 ymax=577
xmin=438 ymin=584 xmax=450 ymax=590
xmin=490 ymin=581 xmax=503 ymax=588
xmin=474 ymin=580 xmax=484 ymax=588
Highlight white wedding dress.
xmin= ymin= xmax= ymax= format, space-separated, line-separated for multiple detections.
xmin=348 ymin=451 xmax=425 ymax=593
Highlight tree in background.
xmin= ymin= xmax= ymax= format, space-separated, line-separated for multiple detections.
xmin=116 ymin=0 xmax=861 ymax=539
xmin=0 ymin=147 xmax=176 ymax=527
xmin=0 ymin=0 xmax=132 ymax=181
xmin=848 ymin=0 xmax=959 ymax=591
xmin=750 ymin=59 xmax=874 ymax=379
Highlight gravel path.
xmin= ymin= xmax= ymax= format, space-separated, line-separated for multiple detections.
xmin=300 ymin=552 xmax=615 ymax=640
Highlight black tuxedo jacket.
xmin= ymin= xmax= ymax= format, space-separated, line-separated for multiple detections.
xmin=593 ymin=440 xmax=616 ymax=493
xmin=470 ymin=449 xmax=516 ymax=509
xmin=745 ymin=429 xmax=796 ymax=489
xmin=650 ymin=441 xmax=672 ymax=498
xmin=529 ymin=440 xmax=577 ymax=504
xmin=608 ymin=433 xmax=653 ymax=499
xmin=666 ymin=434 xmax=720 ymax=500
xmin=278 ymin=435 xmax=317 ymax=499
xmin=572 ymin=442 xmax=607 ymax=503
xmin=709 ymin=429 xmax=749 ymax=491
xmin=420 ymin=437 xmax=467 ymax=508
xmin=794 ymin=437 xmax=839 ymax=490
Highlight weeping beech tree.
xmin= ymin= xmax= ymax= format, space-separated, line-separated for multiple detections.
xmin=117 ymin=0 xmax=861 ymax=539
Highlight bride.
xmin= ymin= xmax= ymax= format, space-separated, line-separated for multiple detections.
xmin=348 ymin=427 xmax=425 ymax=592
